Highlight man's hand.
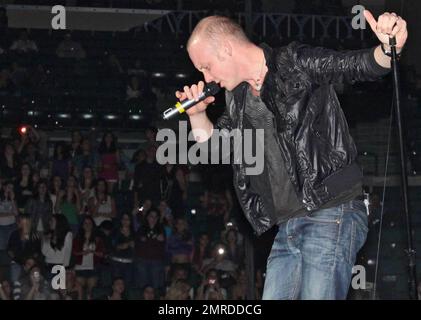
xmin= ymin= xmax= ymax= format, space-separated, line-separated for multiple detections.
xmin=175 ymin=81 xmax=215 ymax=116
xmin=364 ymin=10 xmax=408 ymax=51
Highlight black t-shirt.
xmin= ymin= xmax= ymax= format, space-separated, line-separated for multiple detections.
xmin=243 ymin=86 xmax=361 ymax=223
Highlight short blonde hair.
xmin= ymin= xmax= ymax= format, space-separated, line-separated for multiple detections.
xmin=187 ymin=15 xmax=249 ymax=48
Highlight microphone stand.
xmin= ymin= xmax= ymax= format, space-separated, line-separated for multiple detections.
xmin=389 ymin=36 xmax=418 ymax=300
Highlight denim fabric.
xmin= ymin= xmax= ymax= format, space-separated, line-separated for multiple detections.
xmin=135 ymin=258 xmax=165 ymax=290
xmin=0 ymin=223 xmax=16 ymax=250
xmin=262 ymin=200 xmax=368 ymax=300
xmin=111 ymin=260 xmax=134 ymax=288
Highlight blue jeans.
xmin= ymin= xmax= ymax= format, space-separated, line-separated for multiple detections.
xmin=262 ymin=200 xmax=369 ymax=300
xmin=0 ymin=224 xmax=16 ymax=250
xmin=111 ymin=260 xmax=134 ymax=288
xmin=135 ymin=258 xmax=165 ymax=290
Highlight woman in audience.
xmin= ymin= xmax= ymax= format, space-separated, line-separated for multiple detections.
xmin=14 ymin=162 xmax=33 ymax=213
xmin=0 ymin=180 xmax=18 ymax=255
xmin=166 ymin=218 xmax=194 ymax=265
xmin=104 ymin=277 xmax=127 ymax=300
xmin=223 ymin=228 xmax=244 ymax=267
xmin=72 ymin=215 xmax=104 ymax=300
xmin=192 ymin=232 xmax=211 ymax=276
xmin=98 ymin=132 xmax=120 ymax=192
xmin=142 ymin=285 xmax=156 ymax=300
xmin=88 ymin=178 xmax=117 ymax=227
xmin=79 ymin=166 xmax=95 ymax=215
xmin=7 ymin=214 xmax=41 ymax=283
xmin=24 ymin=180 xmax=53 ymax=235
xmin=50 ymin=175 xmax=63 ymax=214
xmin=23 ymin=265 xmax=58 ymax=300
xmin=56 ymin=175 xmax=81 ymax=234
xmin=110 ymin=213 xmax=135 ymax=287
xmin=51 ymin=142 xmax=71 ymax=183
xmin=41 ymin=214 xmax=73 ymax=280
xmin=0 ymin=142 xmax=20 ymax=180
xmin=135 ymin=208 xmax=166 ymax=290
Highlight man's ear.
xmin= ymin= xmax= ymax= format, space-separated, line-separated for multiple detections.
xmin=216 ymin=39 xmax=232 ymax=62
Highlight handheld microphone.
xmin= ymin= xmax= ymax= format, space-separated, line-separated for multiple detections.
xmin=162 ymin=82 xmax=220 ymax=120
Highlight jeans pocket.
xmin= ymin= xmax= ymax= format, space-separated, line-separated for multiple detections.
xmin=304 ymin=207 xmax=342 ymax=224
xmin=346 ymin=211 xmax=369 ymax=265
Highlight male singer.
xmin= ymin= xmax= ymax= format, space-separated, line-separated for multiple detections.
xmin=176 ymin=11 xmax=408 ymax=299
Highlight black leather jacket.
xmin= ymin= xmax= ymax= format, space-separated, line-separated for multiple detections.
xmin=212 ymin=42 xmax=390 ymax=236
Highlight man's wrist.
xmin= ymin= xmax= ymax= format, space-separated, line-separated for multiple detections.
xmin=381 ymin=43 xmax=403 ymax=55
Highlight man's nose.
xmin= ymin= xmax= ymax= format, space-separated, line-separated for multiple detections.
xmin=203 ymin=71 xmax=213 ymax=83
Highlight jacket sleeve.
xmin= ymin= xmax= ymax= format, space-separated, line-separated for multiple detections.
xmin=292 ymin=42 xmax=390 ymax=85
xmin=195 ymin=91 xmax=234 ymax=164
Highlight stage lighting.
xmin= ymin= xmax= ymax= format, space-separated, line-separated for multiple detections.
xmin=129 ymin=115 xmax=141 ymax=120
xmin=152 ymin=72 xmax=165 ymax=78
xmin=57 ymin=113 xmax=71 ymax=119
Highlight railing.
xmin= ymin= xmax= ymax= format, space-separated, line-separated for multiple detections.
xmin=139 ymin=11 xmax=374 ymax=41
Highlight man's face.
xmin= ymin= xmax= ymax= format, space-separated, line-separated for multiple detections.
xmin=188 ymin=38 xmax=239 ymax=91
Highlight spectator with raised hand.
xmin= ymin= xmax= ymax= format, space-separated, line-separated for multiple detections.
xmin=20 ymin=142 xmax=42 ymax=172
xmin=98 ymin=132 xmax=120 ymax=193
xmin=41 ymin=214 xmax=73 ymax=280
xmin=7 ymin=214 xmax=41 ymax=283
xmin=14 ymin=162 xmax=33 ymax=213
xmin=0 ymin=180 xmax=18 ymax=254
xmin=0 ymin=279 xmax=12 ymax=300
xmin=25 ymin=180 xmax=53 ymax=235
xmin=72 ymin=215 xmax=104 ymax=300
xmin=135 ymin=208 xmax=166 ymax=290
xmin=23 ymin=265 xmax=58 ymax=300
xmin=56 ymin=175 xmax=81 ymax=234
xmin=16 ymin=125 xmax=41 ymax=156
xmin=88 ymin=178 xmax=117 ymax=227
xmin=110 ymin=213 xmax=135 ymax=287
